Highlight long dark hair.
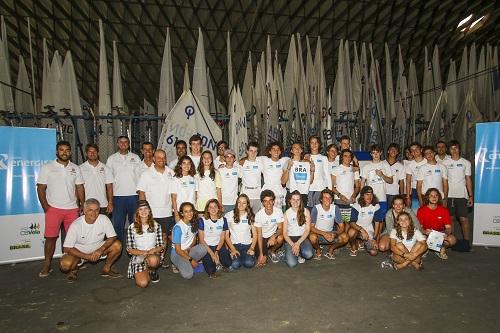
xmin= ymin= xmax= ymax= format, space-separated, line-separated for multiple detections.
xmin=233 ymin=194 xmax=255 ymax=225
xmin=174 ymin=156 xmax=196 ymax=177
xmin=197 ymin=150 xmax=216 ymax=180
xmin=289 ymin=190 xmax=306 ymax=226
xmin=395 ymin=212 xmax=415 ymax=241
xmin=179 ymin=202 xmax=198 ymax=233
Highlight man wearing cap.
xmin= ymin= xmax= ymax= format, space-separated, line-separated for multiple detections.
xmin=219 ymin=149 xmax=240 ymax=212
xmin=59 ymin=198 xmax=122 ymax=281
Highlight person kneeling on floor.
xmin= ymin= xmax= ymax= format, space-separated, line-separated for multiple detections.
xmin=60 ymin=198 xmax=122 ymax=281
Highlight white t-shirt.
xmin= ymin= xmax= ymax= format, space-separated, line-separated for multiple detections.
xmin=168 ymin=157 xmax=179 ymax=170
xmin=225 ymin=211 xmax=252 ymax=245
xmin=37 ymin=160 xmax=84 ymax=209
xmin=350 ymin=203 xmax=382 ymax=239
xmin=137 ymin=161 xmax=153 ymax=177
xmin=328 ymin=157 xmax=340 ymax=177
xmin=441 ymin=157 xmax=471 ymax=199
xmin=188 ymin=154 xmax=201 ymax=169
xmin=436 ymin=154 xmax=451 ymax=163
xmin=171 ymin=220 xmax=196 ymax=252
xmin=416 ymin=162 xmax=448 ymax=197
xmin=311 ymin=203 xmax=340 ymax=232
xmin=361 ymin=161 xmax=393 ymax=202
xmin=260 ymin=156 xmax=286 ymax=187
xmin=63 ymin=214 xmax=116 ymax=254
xmin=288 ymin=161 xmax=311 ymax=194
xmin=213 ymin=157 xmax=226 ymax=169
xmin=220 ymin=165 xmax=240 ymax=205
xmin=129 ymin=223 xmax=160 ymax=251
xmin=137 ymin=167 xmax=175 ymax=218
xmin=106 ymin=152 xmax=141 ymax=196
xmin=405 ymin=158 xmax=427 ymax=189
xmin=309 ymin=154 xmax=330 ymax=191
xmin=390 ymin=228 xmax=426 ymax=251
xmin=196 ymin=170 xmax=222 ymax=208
xmin=285 ymin=208 xmax=307 ymax=237
xmin=254 ymin=207 xmax=284 ymax=238
xmin=386 ymin=161 xmax=405 ymax=196
xmin=240 ymin=159 xmax=263 ymax=199
xmin=199 ymin=217 xmax=228 ymax=246
xmin=332 ymin=164 xmax=360 ymax=199
xmin=172 ymin=175 xmax=198 ymax=208
xmin=79 ymin=161 xmax=114 ymax=207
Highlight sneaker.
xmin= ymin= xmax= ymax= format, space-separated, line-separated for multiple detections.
xmin=150 ymin=270 xmax=160 ymax=283
xmin=161 ymin=259 xmax=170 ymax=269
xmin=298 ymin=256 xmax=305 ymax=264
xmin=77 ymin=258 xmax=87 ymax=268
xmin=270 ymin=252 xmax=279 ymax=263
xmin=380 ymin=260 xmax=393 ymax=269
xmin=422 ymin=250 xmax=429 ymax=258
xmin=324 ymin=252 xmax=336 ymax=260
xmin=172 ymin=266 xmax=179 ymax=274
xmin=216 ymin=264 xmax=223 ymax=272
xmin=276 ymin=249 xmax=286 ymax=261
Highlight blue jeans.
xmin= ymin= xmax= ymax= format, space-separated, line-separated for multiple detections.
xmin=202 ymin=245 xmax=232 ymax=275
xmin=231 ymin=244 xmax=256 ymax=269
xmin=112 ymin=195 xmax=138 ymax=244
xmin=284 ymin=237 xmax=314 ymax=268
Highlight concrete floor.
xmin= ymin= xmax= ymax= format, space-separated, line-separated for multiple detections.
xmin=0 ymin=245 xmax=499 ymax=333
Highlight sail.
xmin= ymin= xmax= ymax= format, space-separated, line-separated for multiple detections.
xmin=97 ymin=19 xmax=114 ymax=161
xmin=0 ymin=16 xmax=14 ymax=116
xmin=226 ymin=31 xmax=233 ymax=97
xmin=305 ymin=35 xmax=317 ymax=137
xmin=193 ymin=28 xmax=209 ymax=113
xmin=112 ymin=41 xmax=126 ymax=138
xmin=158 ymin=28 xmax=176 ymax=136
xmin=228 ymin=86 xmax=248 ymax=159
xmin=15 ymin=55 xmax=34 ymax=125
xmin=158 ymin=89 xmax=222 ymax=163
xmin=241 ymin=52 xmax=255 ymax=141
xmin=315 ymin=36 xmax=328 ymax=144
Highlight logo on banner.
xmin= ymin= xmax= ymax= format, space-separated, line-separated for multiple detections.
xmin=20 ymin=223 xmax=41 ymax=236
xmin=0 ymin=153 xmax=51 ymax=171
xmin=9 ymin=240 xmax=31 ymax=251
xmin=477 ymin=148 xmax=500 ymax=164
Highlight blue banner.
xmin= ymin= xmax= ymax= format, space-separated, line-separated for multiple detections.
xmin=0 ymin=127 xmax=56 ymax=215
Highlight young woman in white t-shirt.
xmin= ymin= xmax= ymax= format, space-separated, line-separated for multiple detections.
xmin=171 ymin=156 xmax=198 ymax=221
xmin=195 ymin=151 xmax=222 ymax=212
xmin=390 ymin=212 xmax=427 ymax=270
xmin=126 ymin=200 xmax=164 ymax=287
xmin=326 ymin=143 xmax=340 ymax=177
xmin=282 ymin=143 xmax=315 ymax=206
xmin=283 ymin=191 xmax=314 ymax=267
xmin=225 ymin=194 xmax=258 ymax=269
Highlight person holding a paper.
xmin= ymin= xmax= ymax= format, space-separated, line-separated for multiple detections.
xmin=389 ymin=212 xmax=427 ymax=270
xmin=417 ymin=188 xmax=457 ymax=259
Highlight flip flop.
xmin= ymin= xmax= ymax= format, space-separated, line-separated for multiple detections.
xmin=100 ymin=268 xmax=122 ymax=278
xmin=38 ymin=268 xmax=53 ymax=278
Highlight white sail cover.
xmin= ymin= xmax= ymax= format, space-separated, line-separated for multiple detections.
xmin=158 ymin=28 xmax=176 ymax=136
xmin=0 ymin=16 xmax=14 ymax=117
xmin=183 ymin=63 xmax=191 ymax=92
xmin=158 ymin=89 xmax=222 ymax=163
xmin=97 ymin=19 xmax=114 ymax=161
xmin=228 ymin=86 xmax=248 ymax=159
xmin=227 ymin=31 xmax=233 ymax=97
xmin=15 ymin=55 xmax=34 ymax=123
xmin=112 ymin=40 xmax=126 ymax=139
xmin=193 ymin=28 xmax=209 ymax=113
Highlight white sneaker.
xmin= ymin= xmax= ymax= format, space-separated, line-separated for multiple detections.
xmin=298 ymin=256 xmax=305 ymax=264
xmin=270 ymin=253 xmax=279 ymax=263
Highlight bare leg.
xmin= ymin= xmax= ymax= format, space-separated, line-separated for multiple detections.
xmin=328 ymin=233 xmax=349 ymax=254
xmin=102 ymin=240 xmax=122 ymax=273
xmin=378 ymin=234 xmax=391 ymax=252
xmin=309 ymin=233 xmax=321 ymax=256
xmin=40 ymin=237 xmax=58 ymax=275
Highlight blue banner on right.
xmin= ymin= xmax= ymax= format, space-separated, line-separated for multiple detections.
xmin=473 ymin=122 xmax=500 ymax=247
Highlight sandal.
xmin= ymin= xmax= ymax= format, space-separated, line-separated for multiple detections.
xmin=349 ymin=249 xmax=357 ymax=257
xmin=324 ymin=252 xmax=336 ymax=260
xmin=313 ymin=252 xmax=322 ymax=260
xmin=38 ymin=268 xmax=53 ymax=278
xmin=101 ymin=268 xmax=122 ymax=278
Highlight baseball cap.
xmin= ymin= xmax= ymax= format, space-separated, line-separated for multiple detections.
xmin=224 ymin=149 xmax=236 ymax=157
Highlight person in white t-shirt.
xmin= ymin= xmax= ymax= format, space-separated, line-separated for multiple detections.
xmin=360 ymin=144 xmax=393 ymax=238
xmin=385 ymin=143 xmax=405 ymax=207
xmin=339 ymin=135 xmax=360 ymax=170
xmin=80 ymin=143 xmax=114 ymax=215
xmin=254 ymin=190 xmax=285 ymax=266
xmin=219 ymin=149 xmax=240 ymax=212
xmin=390 ymin=211 xmax=427 ymax=270
xmin=435 ymin=140 xmax=451 ymax=163
xmin=137 ymin=149 xmax=175 ymax=268
xmin=326 ymin=144 xmax=340 ymax=178
xmin=309 ymin=189 xmax=348 ymax=259
xmin=37 ymin=141 xmax=85 ymax=278
xmin=239 ymin=142 xmax=264 ymax=212
xmin=126 ymin=200 xmax=164 ymax=287
xmin=416 ymin=146 xmax=448 ymax=207
xmin=441 ymin=140 xmax=473 ymax=246
xmin=60 ymin=198 xmax=122 ymax=281
xmin=106 ymin=136 xmax=141 ymax=244
xmin=405 ymin=142 xmax=427 ymax=210
xmin=214 ymin=140 xmax=228 ymax=169
xmin=195 ymin=151 xmax=222 ymax=211
xmin=282 ymin=142 xmax=315 ymax=206
xmin=347 ymin=186 xmax=384 ymax=257
xmin=225 ymin=194 xmax=258 ymax=269
xmin=306 ymin=135 xmax=330 ymax=208
xmin=138 ymin=142 xmax=155 ymax=176
xmin=198 ymin=199 xmax=232 ymax=278
xmin=331 ymin=149 xmax=361 ymax=227
xmin=259 ymin=142 xmax=288 ymax=208
xmin=171 ymin=156 xmax=198 ymax=221
xmin=188 ymin=134 xmax=203 ymax=169
xmin=283 ymin=191 xmax=314 ymax=267
xmin=168 ymin=139 xmax=187 ymax=170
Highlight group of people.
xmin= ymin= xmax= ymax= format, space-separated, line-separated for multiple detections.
xmin=36 ymin=133 xmax=473 ymax=287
